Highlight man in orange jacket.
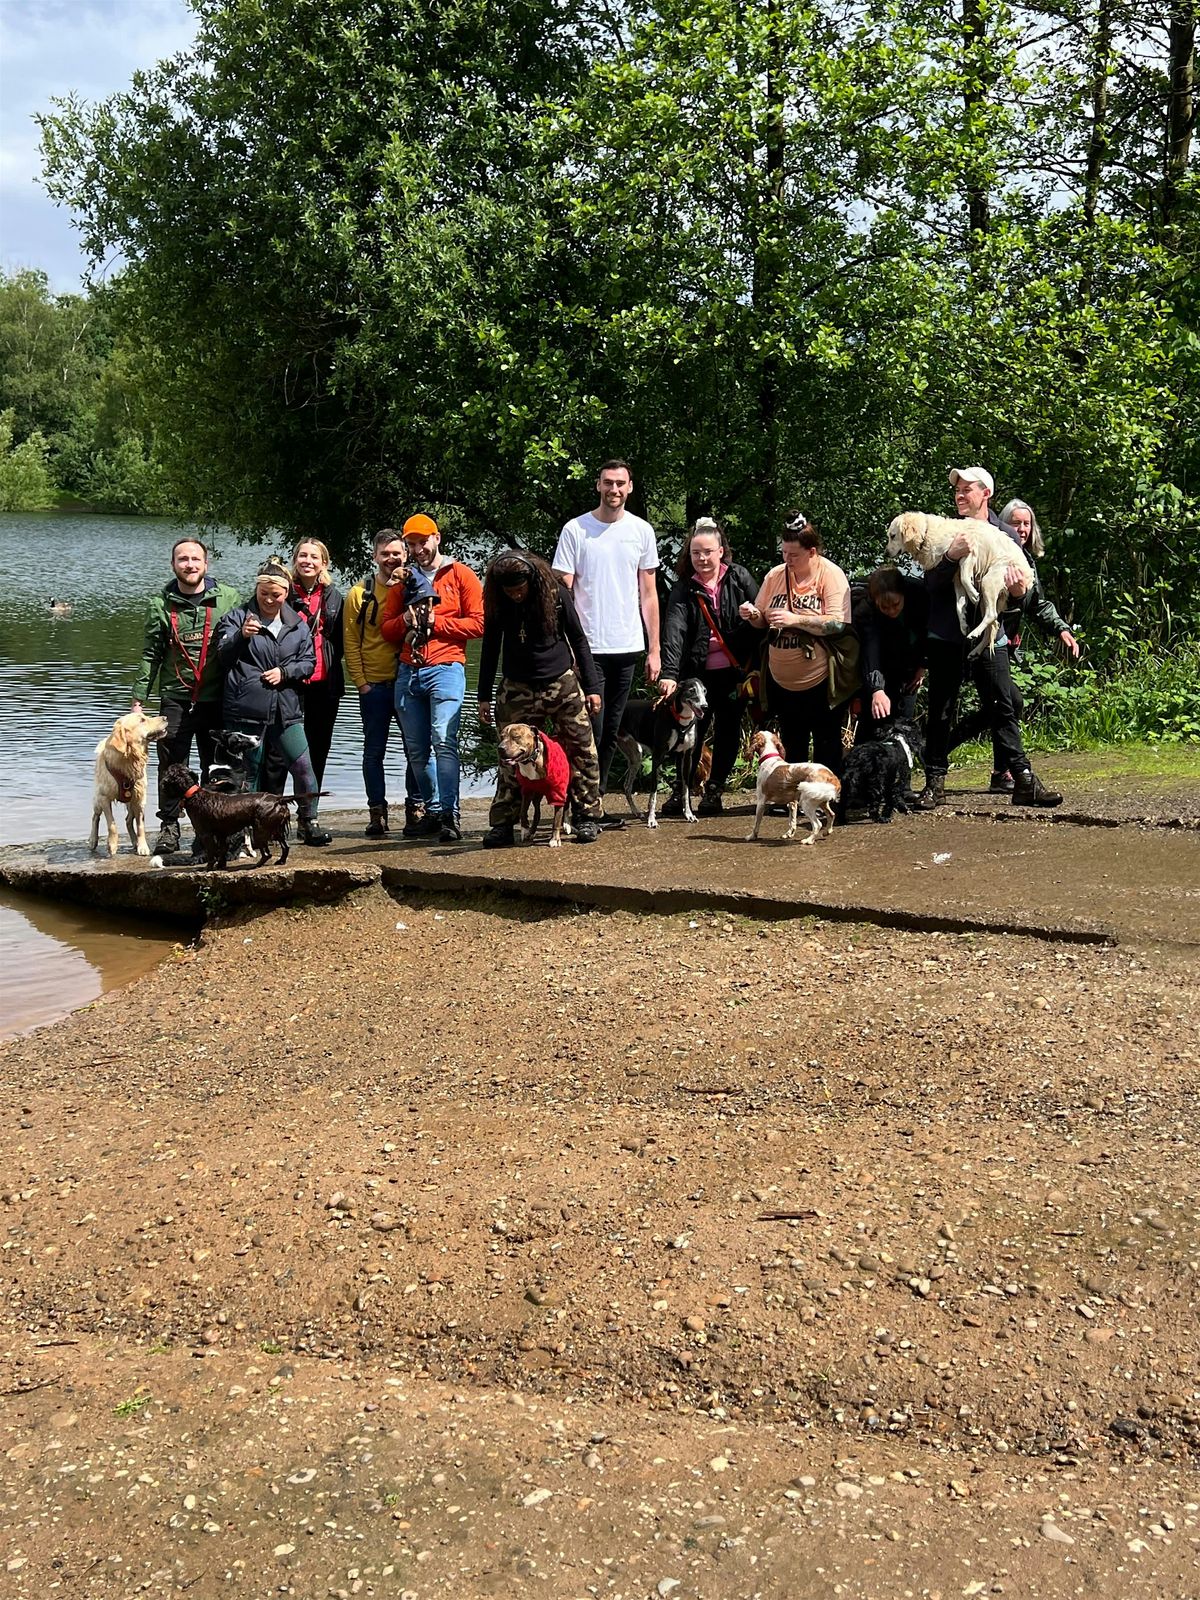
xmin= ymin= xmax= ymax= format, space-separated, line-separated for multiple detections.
xmin=381 ymin=514 xmax=484 ymax=841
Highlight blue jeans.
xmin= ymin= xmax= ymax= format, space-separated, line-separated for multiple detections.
xmin=358 ymin=679 xmax=408 ymax=810
xmin=395 ymin=660 xmax=466 ymax=818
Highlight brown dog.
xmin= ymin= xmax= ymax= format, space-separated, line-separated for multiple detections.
xmin=745 ymin=730 xmax=840 ymax=845
xmin=89 ymin=709 xmax=168 ymax=856
xmin=160 ymin=763 xmax=301 ymax=869
xmin=496 ymin=724 xmax=572 ymax=847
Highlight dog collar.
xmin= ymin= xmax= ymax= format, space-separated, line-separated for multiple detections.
xmin=756 ymin=750 xmax=782 ymax=765
xmin=182 ymin=783 xmax=201 ymax=800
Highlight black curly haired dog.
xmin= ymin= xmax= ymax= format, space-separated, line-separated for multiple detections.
xmin=838 ymin=719 xmax=924 ymax=824
xmin=160 ymin=763 xmax=297 ymax=869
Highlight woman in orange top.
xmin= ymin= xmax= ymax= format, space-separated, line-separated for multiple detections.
xmin=740 ymin=511 xmax=851 ymax=774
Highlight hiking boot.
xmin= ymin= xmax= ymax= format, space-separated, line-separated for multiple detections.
xmin=415 ymin=810 xmax=444 ymax=837
xmin=439 ymin=811 xmax=463 ymax=842
xmin=697 ymin=785 xmax=724 ymax=817
xmin=989 ymin=769 xmax=1015 ymax=793
xmin=365 ymin=804 xmax=388 ymax=838
xmin=299 ymin=817 xmax=333 ymax=846
xmin=916 ymin=776 xmax=945 ymax=810
xmin=658 ymin=792 xmax=685 ymax=818
xmin=571 ymin=817 xmax=600 ymax=844
xmin=482 ymin=821 xmax=515 ymax=849
xmin=153 ymin=820 xmax=181 ymax=854
xmin=400 ymin=800 xmax=426 ymax=838
xmin=1012 ymin=770 xmax=1063 ymax=808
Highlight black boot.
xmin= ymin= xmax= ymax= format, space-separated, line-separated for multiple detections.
xmin=658 ymin=790 xmax=685 ymax=818
xmin=570 ymin=816 xmax=600 ymax=844
xmin=989 ymin=769 xmax=1015 ymax=793
xmin=482 ymin=821 xmax=515 ymax=849
xmin=153 ymin=819 xmax=181 ymax=854
xmin=439 ymin=811 xmax=463 ymax=842
xmin=299 ymin=816 xmax=333 ymax=846
xmin=365 ymin=804 xmax=388 ymax=838
xmin=1012 ymin=770 xmax=1063 ymax=808
xmin=401 ymin=800 xmax=426 ymax=838
xmin=916 ymin=775 xmax=945 ymax=810
xmin=697 ymin=784 xmax=724 ymax=817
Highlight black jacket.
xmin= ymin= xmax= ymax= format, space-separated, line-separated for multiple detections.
xmin=214 ymin=601 xmax=317 ymax=728
xmin=854 ymin=578 xmax=929 ymax=695
xmin=661 ymin=564 xmax=759 ymax=679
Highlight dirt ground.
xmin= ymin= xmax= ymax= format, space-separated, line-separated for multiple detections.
xmin=2 ymin=884 xmax=1199 ymax=1597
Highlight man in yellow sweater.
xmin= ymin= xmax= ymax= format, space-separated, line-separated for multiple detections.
xmin=343 ymin=528 xmax=415 ymax=837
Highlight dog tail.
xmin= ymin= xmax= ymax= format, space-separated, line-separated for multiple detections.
xmin=280 ymin=789 xmax=330 ymax=806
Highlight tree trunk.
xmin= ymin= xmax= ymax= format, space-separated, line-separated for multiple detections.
xmin=752 ymin=0 xmax=784 ymax=523
xmin=1163 ymin=2 xmax=1196 ymax=229
xmin=962 ymin=0 xmax=991 ymax=244
xmin=1082 ymin=0 xmax=1112 ymax=230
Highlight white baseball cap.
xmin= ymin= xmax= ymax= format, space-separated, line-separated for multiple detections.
xmin=948 ymin=465 xmax=994 ymax=494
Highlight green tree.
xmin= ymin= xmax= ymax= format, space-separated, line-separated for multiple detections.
xmin=0 ymin=409 xmax=55 ymax=511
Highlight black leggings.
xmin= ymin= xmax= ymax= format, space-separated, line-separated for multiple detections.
xmin=767 ymin=677 xmax=844 ymax=775
xmin=590 ymin=651 xmax=642 ymax=793
xmin=697 ymin=666 xmax=745 ymax=792
xmin=925 ymin=638 xmax=1027 ymax=779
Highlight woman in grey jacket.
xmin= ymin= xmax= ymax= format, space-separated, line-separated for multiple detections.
xmin=213 ymin=559 xmax=331 ymax=844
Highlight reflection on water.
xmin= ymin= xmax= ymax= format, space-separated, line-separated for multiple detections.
xmin=0 ymin=890 xmax=184 ymax=1037
xmin=0 ymin=510 xmax=488 ymax=848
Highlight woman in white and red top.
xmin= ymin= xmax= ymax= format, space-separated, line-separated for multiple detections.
xmin=284 ymin=538 xmax=345 ymax=788
xmin=740 ymin=511 xmax=851 ymax=774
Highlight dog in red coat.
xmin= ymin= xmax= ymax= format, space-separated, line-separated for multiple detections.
xmin=496 ymin=723 xmax=573 ymax=847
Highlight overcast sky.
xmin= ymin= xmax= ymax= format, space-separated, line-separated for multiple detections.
xmin=0 ymin=0 xmax=197 ymax=292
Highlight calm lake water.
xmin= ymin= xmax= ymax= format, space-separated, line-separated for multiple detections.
xmin=0 ymin=510 xmax=489 ymax=1034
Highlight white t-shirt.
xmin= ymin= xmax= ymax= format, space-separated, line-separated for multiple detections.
xmin=552 ymin=510 xmax=659 ymax=654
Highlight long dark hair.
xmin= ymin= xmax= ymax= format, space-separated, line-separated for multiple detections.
xmin=483 ymin=549 xmax=561 ymax=639
xmin=675 ymin=515 xmax=734 ymax=578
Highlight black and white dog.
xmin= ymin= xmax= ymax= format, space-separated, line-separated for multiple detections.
xmin=838 ymin=718 xmax=924 ymax=823
xmin=616 ymin=678 xmax=709 ymax=829
xmin=207 ymin=729 xmax=263 ymax=859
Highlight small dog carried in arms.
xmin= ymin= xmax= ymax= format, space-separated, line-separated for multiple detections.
xmin=496 ymin=723 xmax=573 ymax=847
xmin=616 ymin=677 xmax=709 ymax=828
xmin=887 ymin=511 xmax=1032 ymax=659
xmin=160 ymin=762 xmax=302 ymax=869
xmin=89 ymin=709 xmax=168 ymax=856
xmin=403 ymin=564 xmax=440 ymax=662
xmin=745 ymin=729 xmax=840 ymax=845
xmin=838 ymin=718 xmax=924 ymax=824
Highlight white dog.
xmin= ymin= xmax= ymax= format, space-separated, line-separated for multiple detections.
xmin=745 ymin=730 xmax=841 ymax=845
xmin=89 ymin=710 xmax=168 ymax=857
xmin=887 ymin=512 xmax=1032 ymax=658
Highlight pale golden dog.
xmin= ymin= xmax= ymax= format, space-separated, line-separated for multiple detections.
xmin=745 ymin=730 xmax=840 ymax=845
xmin=886 ymin=511 xmax=1033 ymax=657
xmin=89 ymin=710 xmax=168 ymax=857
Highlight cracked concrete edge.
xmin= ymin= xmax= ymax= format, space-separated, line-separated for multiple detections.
xmin=0 ymin=861 xmax=383 ymax=922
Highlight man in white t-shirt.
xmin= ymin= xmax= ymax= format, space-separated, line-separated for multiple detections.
xmin=553 ymin=459 xmax=660 ymax=814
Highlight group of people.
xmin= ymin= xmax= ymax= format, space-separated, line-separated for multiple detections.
xmin=130 ymin=457 xmax=1076 ymax=852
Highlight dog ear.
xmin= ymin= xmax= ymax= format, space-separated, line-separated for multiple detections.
xmin=110 ymin=718 xmax=131 ymax=756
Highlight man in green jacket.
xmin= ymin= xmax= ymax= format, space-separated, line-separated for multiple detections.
xmin=132 ymin=536 xmax=242 ymax=853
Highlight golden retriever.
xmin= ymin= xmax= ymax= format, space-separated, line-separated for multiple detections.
xmin=89 ymin=710 xmax=168 ymax=857
xmin=745 ymin=730 xmax=840 ymax=844
xmin=886 ymin=512 xmax=1033 ymax=657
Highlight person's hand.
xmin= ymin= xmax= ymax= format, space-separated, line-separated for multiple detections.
xmin=945 ymin=531 xmax=970 ymax=561
xmin=765 ymin=606 xmax=798 ymax=628
xmin=739 ymin=601 xmax=761 ymax=622
xmin=131 ymin=699 xmax=143 ymax=713
xmin=904 ymin=667 xmax=926 ymax=692
xmin=261 ymin=667 xmax=283 ymax=687
xmin=403 ymin=605 xmax=417 ymax=626
xmin=358 ymin=684 xmax=370 ymax=697
xmin=1059 ymin=628 xmax=1080 ymax=658
xmin=656 ymin=677 xmax=678 ymax=701
xmin=871 ymin=690 xmax=891 ymax=720
xmin=241 ymin=614 xmax=261 ymax=639
xmin=584 ymin=693 xmax=601 ymax=715
xmin=645 ymin=648 xmax=661 ymax=682
xmin=478 ymin=698 xmax=494 ymax=727
xmin=1004 ymin=563 xmax=1028 ymax=599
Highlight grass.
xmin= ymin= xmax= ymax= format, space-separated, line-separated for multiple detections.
xmin=113 ymin=1390 xmax=151 ymax=1418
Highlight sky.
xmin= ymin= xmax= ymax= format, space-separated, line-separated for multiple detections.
xmin=0 ymin=0 xmax=197 ymax=292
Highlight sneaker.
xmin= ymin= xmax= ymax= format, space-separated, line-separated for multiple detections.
xmin=482 ymin=822 xmax=515 ymax=849
xmin=153 ymin=821 xmax=181 ymax=854
xmin=365 ymin=805 xmax=388 ymax=838
xmin=439 ymin=812 xmax=463 ymax=842
xmin=571 ymin=817 xmax=600 ymax=844
xmin=697 ymin=786 xmax=724 ymax=817
xmin=1012 ymin=770 xmax=1063 ymax=808
xmin=989 ymin=770 xmax=1015 ymax=793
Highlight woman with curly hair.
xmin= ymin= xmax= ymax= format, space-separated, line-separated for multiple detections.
xmin=477 ymin=550 xmax=604 ymax=847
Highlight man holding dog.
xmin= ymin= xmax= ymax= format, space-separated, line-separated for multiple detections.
xmin=382 ymin=514 xmax=484 ymax=843
xmin=917 ymin=465 xmax=1062 ymax=809
xmin=553 ymin=459 xmax=661 ymax=821
xmin=132 ymin=536 xmax=241 ymax=855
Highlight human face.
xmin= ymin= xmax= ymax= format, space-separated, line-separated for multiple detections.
xmin=294 ymin=541 xmax=326 ymax=588
xmin=405 ymin=532 xmax=440 ymax=570
xmin=255 ymin=579 xmax=288 ymax=615
xmin=782 ymin=538 xmax=817 ymax=575
xmin=875 ymin=592 xmax=904 ymax=619
xmin=954 ymin=476 xmax=990 ymax=519
xmin=1008 ymin=507 xmax=1033 ymax=548
xmin=500 ymin=575 xmax=529 ymax=603
xmin=172 ymin=541 xmax=208 ymax=593
xmin=689 ymin=533 xmax=723 ymax=583
xmin=375 ymin=539 xmax=407 ymax=583
xmin=596 ymin=468 xmax=632 ymax=515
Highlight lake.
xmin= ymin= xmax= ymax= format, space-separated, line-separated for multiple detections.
xmin=0 ymin=510 xmax=490 ymax=1034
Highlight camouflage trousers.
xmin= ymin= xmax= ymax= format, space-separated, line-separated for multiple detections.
xmin=489 ymin=670 xmax=602 ymax=825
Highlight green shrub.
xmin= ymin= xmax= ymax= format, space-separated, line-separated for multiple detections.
xmin=0 ymin=408 xmax=56 ymax=510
